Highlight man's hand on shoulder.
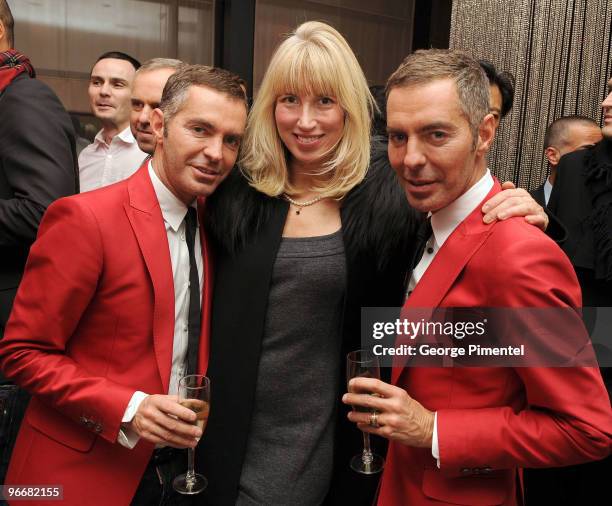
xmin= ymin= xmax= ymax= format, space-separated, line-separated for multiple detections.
xmin=129 ymin=394 xmax=201 ymax=449
xmin=482 ymin=181 xmax=549 ymax=231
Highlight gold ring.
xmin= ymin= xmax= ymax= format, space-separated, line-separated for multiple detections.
xmin=369 ymin=411 xmax=379 ymax=428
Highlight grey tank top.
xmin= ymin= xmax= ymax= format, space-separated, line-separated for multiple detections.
xmin=237 ymin=229 xmax=346 ymax=506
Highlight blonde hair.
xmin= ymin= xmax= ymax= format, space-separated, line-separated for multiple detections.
xmin=241 ymin=21 xmax=374 ymax=198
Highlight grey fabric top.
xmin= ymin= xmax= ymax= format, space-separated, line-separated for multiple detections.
xmin=237 ymin=229 xmax=346 ymax=506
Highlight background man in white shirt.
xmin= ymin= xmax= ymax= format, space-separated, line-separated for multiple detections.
xmin=79 ymin=50 xmax=147 ymax=192
xmin=0 ymin=64 xmax=248 ymax=505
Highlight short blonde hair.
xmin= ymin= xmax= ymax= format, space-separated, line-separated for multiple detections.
xmin=241 ymin=21 xmax=374 ymax=198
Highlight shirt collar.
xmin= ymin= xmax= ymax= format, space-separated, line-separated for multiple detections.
xmin=117 ymin=126 xmax=137 ymax=143
xmin=148 ymin=160 xmax=189 ymax=232
xmin=544 ymin=179 xmax=553 ymax=203
xmin=93 ymin=126 xmax=137 ymax=146
xmin=430 ymin=169 xmax=494 ymax=249
xmin=93 ymin=129 xmax=105 ymax=145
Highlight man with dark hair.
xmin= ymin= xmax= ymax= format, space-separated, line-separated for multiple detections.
xmin=95 ymin=50 xmax=141 ymax=73
xmin=344 ymin=49 xmax=611 ymax=506
xmin=1 ymin=0 xmax=78 ymax=478
xmin=479 ymin=60 xmax=515 ymax=128
xmin=531 ymin=116 xmax=602 ymax=207
xmin=79 ymin=50 xmax=146 ymax=192
xmin=525 ymin=76 xmax=612 ymax=506
xmin=130 ymin=58 xmax=186 ymax=155
xmin=0 ymin=64 xmax=247 ymax=505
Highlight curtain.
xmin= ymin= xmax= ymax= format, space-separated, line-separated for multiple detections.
xmin=450 ymin=0 xmax=612 ymax=190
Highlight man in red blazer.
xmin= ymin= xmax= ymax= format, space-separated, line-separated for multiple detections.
xmin=0 ymin=65 xmax=247 ymax=505
xmin=344 ymin=50 xmax=612 ymax=506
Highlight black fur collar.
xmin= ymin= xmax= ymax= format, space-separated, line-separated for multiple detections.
xmin=204 ymin=140 xmax=419 ymax=270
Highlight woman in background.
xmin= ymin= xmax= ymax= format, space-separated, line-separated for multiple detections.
xmin=197 ymin=21 xmax=547 ymax=506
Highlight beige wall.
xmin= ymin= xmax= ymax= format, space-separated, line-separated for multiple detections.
xmin=253 ymin=0 xmax=414 ymax=93
xmin=11 ymin=0 xmax=415 ymax=111
xmin=11 ymin=0 xmax=214 ymax=113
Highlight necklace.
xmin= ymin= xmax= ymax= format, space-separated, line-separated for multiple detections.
xmin=282 ymin=193 xmax=325 ymax=215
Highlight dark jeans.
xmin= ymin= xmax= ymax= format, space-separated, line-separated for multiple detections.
xmin=131 ymin=447 xmax=196 ymax=506
xmin=0 ymin=383 xmax=29 ymax=485
xmin=1 ymin=295 xmax=29 ymax=487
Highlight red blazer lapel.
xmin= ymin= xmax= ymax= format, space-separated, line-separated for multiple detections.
xmin=124 ymin=163 xmax=175 ymax=392
xmin=392 ymin=180 xmax=501 ymax=384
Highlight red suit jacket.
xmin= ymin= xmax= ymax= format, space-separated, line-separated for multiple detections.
xmin=378 ymin=182 xmax=612 ymax=506
xmin=0 ymin=164 xmax=213 ymax=505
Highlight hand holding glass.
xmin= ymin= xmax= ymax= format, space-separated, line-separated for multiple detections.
xmin=346 ymin=349 xmax=384 ymax=474
xmin=173 ymin=374 xmax=210 ymax=495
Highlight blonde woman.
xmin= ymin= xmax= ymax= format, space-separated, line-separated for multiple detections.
xmin=198 ymin=21 xmax=549 ymax=506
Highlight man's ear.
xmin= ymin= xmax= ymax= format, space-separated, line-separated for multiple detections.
xmin=151 ymin=108 xmax=165 ymax=144
xmin=476 ymin=113 xmax=496 ymax=155
xmin=545 ymin=146 xmax=560 ymax=167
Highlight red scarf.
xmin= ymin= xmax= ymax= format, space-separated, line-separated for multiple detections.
xmin=0 ymin=49 xmax=35 ymax=93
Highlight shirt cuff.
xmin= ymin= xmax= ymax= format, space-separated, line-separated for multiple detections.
xmin=117 ymin=391 xmax=148 ymax=449
xmin=431 ymin=411 xmax=440 ymax=468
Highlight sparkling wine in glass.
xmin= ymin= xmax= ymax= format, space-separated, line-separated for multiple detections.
xmin=346 ymin=349 xmax=384 ymax=474
xmin=173 ymin=374 xmax=210 ymax=495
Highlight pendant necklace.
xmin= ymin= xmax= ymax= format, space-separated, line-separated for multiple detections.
xmin=282 ymin=193 xmax=326 ymax=215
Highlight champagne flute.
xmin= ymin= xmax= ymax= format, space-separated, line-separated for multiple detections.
xmin=173 ymin=374 xmax=210 ymax=495
xmin=346 ymin=349 xmax=384 ymax=474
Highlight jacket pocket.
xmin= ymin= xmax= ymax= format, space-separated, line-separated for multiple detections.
xmin=25 ymin=397 xmax=97 ymax=453
xmin=422 ymin=468 xmax=511 ymax=505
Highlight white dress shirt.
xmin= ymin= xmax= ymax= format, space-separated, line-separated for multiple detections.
xmin=544 ymin=178 xmax=553 ymax=206
xmin=78 ymin=126 xmax=147 ymax=193
xmin=405 ymin=169 xmax=494 ymax=466
xmin=118 ymin=161 xmax=203 ymax=449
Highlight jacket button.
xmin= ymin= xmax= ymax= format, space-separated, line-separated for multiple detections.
xmin=481 ymin=467 xmax=493 ymax=474
xmin=94 ymin=423 xmax=103 ymax=433
xmin=461 ymin=468 xmax=471 ymax=475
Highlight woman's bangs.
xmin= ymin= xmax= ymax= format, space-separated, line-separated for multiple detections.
xmin=271 ymin=46 xmax=337 ymax=99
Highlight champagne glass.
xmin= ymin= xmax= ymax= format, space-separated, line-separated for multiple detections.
xmin=173 ymin=374 xmax=210 ymax=495
xmin=346 ymin=349 xmax=384 ymax=474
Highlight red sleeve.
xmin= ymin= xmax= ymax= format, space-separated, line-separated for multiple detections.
xmin=437 ymin=230 xmax=612 ymax=474
xmin=0 ymin=197 xmax=135 ymax=444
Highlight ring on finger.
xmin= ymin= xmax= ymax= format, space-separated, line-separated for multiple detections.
xmin=369 ymin=410 xmax=379 ymax=428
